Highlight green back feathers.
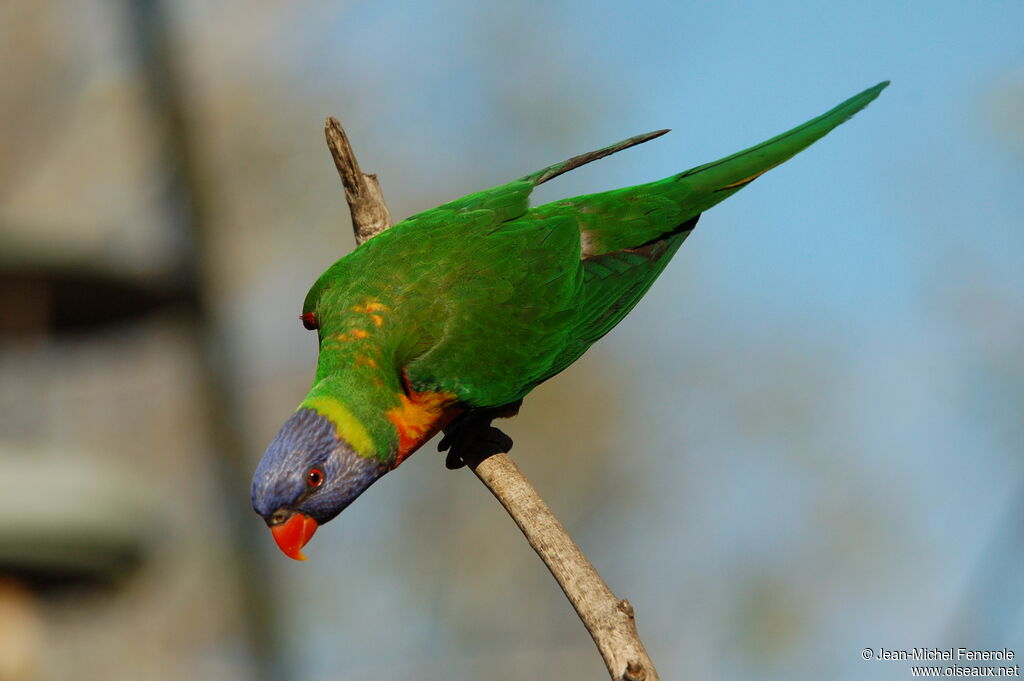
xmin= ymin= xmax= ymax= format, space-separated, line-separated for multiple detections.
xmin=304 ymin=82 xmax=888 ymax=410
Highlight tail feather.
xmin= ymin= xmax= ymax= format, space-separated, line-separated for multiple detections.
xmin=670 ymin=80 xmax=889 ymax=208
xmin=524 ymin=82 xmax=888 ymax=385
xmin=529 ymin=81 xmax=889 ymax=256
xmin=523 ymin=129 xmax=670 ymax=187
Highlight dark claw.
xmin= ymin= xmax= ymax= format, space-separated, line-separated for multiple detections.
xmin=444 ymin=449 xmax=465 ymax=470
xmin=437 ymin=431 xmax=455 ymax=453
xmin=485 ymin=427 xmax=514 ymax=453
xmin=439 ymin=411 xmax=514 ymax=469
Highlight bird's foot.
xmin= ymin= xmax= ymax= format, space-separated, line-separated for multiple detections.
xmin=438 ymin=409 xmax=514 ymax=469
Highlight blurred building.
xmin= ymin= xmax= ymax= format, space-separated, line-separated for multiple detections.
xmin=0 ymin=2 xmax=267 ymax=680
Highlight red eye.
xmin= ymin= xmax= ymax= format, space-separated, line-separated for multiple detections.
xmin=300 ymin=312 xmax=318 ymax=331
xmin=306 ymin=468 xmax=324 ymax=488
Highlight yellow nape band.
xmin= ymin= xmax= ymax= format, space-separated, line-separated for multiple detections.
xmin=301 ymin=396 xmax=374 ymax=456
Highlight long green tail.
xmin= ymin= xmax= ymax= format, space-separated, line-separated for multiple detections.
xmin=670 ymin=80 xmax=889 ymax=212
xmin=526 ymin=81 xmax=888 ymax=387
xmin=530 ymin=81 xmax=889 ymax=256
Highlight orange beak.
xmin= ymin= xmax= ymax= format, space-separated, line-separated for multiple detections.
xmin=270 ymin=513 xmax=319 ymax=561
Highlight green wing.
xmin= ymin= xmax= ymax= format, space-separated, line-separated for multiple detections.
xmin=374 ymin=82 xmax=887 ymax=406
xmin=401 ymin=213 xmax=584 ymax=405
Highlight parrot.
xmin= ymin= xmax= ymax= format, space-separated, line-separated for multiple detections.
xmin=252 ymin=81 xmax=888 ymax=560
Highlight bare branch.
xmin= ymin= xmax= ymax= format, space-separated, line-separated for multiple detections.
xmin=324 ymin=119 xmax=661 ymax=681
xmin=324 ymin=117 xmax=392 ymax=244
xmin=470 ymin=452 xmax=660 ymax=680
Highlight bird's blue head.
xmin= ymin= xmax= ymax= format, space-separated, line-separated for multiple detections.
xmin=251 ymin=407 xmax=387 ymax=560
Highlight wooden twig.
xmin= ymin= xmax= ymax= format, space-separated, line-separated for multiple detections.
xmin=469 ymin=453 xmax=659 ymax=681
xmin=324 ymin=117 xmax=660 ymax=681
xmin=324 ymin=117 xmax=392 ymax=245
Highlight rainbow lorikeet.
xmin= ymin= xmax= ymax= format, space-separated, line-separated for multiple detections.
xmin=252 ymin=82 xmax=888 ymax=560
